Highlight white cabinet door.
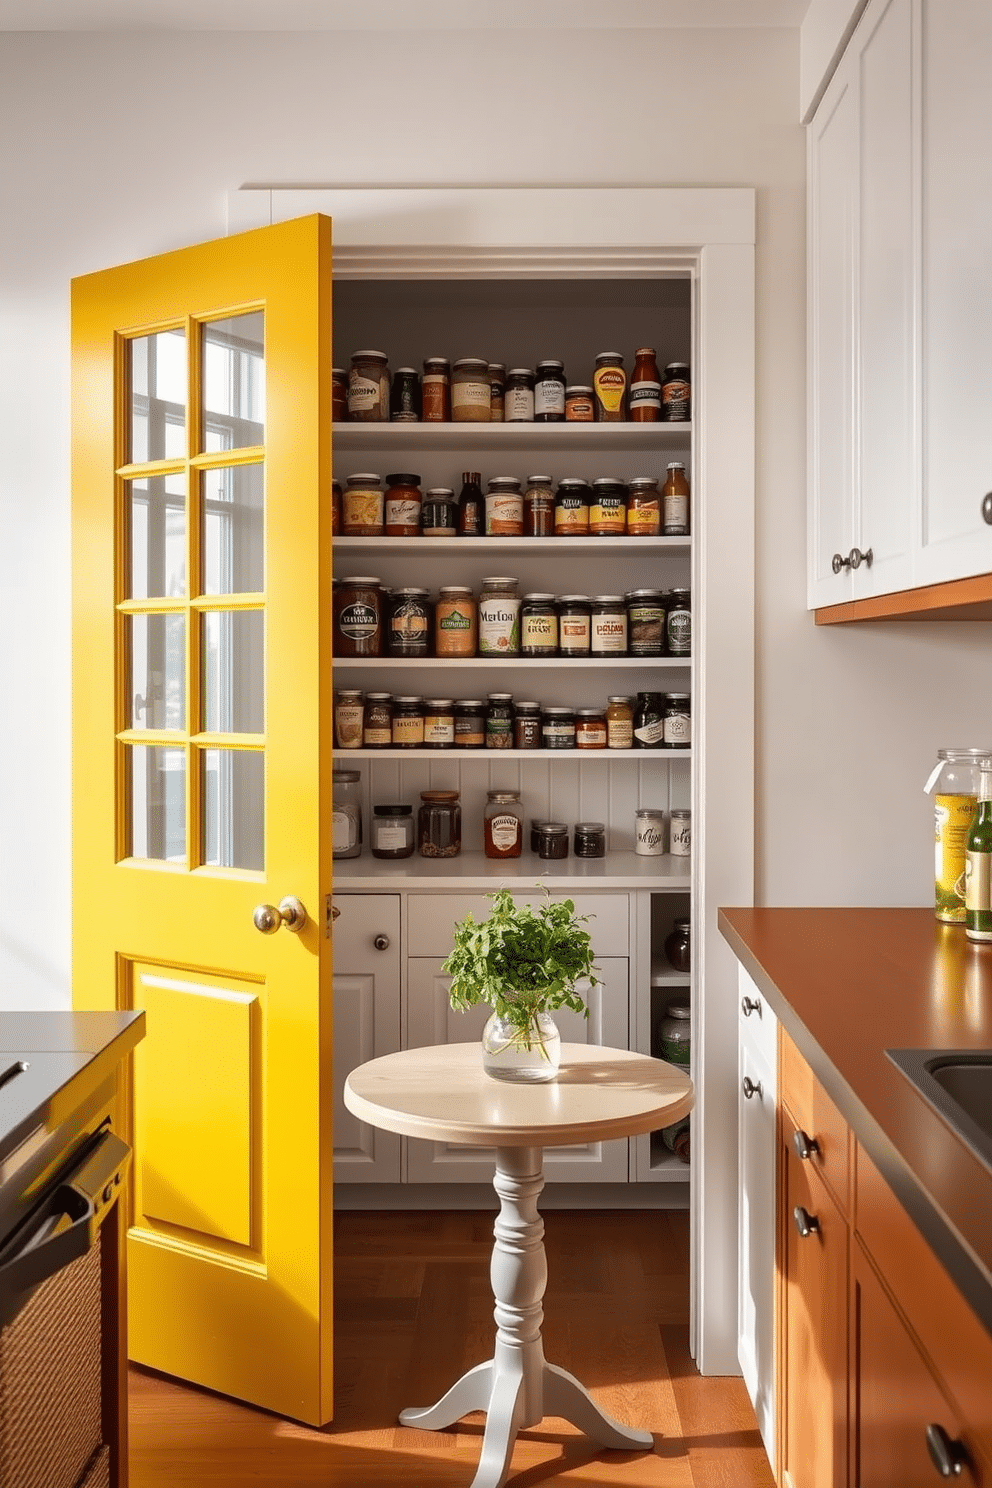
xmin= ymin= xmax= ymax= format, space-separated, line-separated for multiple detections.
xmin=405 ymin=957 xmax=630 ymax=1185
xmin=332 ymin=894 xmax=401 ymax=1183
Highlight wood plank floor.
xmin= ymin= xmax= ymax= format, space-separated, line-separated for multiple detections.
xmin=129 ymin=1209 xmax=775 ymax=1488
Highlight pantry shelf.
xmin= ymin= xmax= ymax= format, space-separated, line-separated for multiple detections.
xmin=332 ymin=850 xmax=692 ymax=891
xmin=333 ymin=748 xmax=690 ymax=761
xmin=333 ymin=656 xmax=692 ymax=670
xmin=333 ymin=535 xmax=690 ymax=553
xmin=332 ymin=421 xmax=692 ymax=452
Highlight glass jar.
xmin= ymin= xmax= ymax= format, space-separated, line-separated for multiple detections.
xmin=626 ymin=476 xmax=662 ymax=536
xmin=342 ymin=474 xmax=384 ymax=536
xmin=384 ymin=473 xmax=422 ymax=535
xmin=534 ymin=359 xmax=566 ymax=421
xmin=451 ymin=357 xmax=491 ymax=423
xmin=458 ymin=472 xmax=484 ymax=536
xmin=523 ymin=475 xmax=555 ymax=537
xmin=391 ymin=696 xmax=425 ymax=749
xmin=664 ymin=918 xmax=691 ymax=973
xmin=530 ymin=819 xmax=552 ymax=852
xmin=658 ymin=1002 xmax=691 ymax=1067
xmin=663 ymin=462 xmax=690 ymax=536
xmin=334 ymin=575 xmax=383 ymax=657
xmin=589 ymin=478 xmax=627 ymax=537
xmin=565 ymin=385 xmax=595 ymax=421
xmin=331 ymin=479 xmax=341 ymax=536
xmin=593 ymin=352 xmax=626 ymax=422
xmin=423 ymin=698 xmax=455 ymax=749
xmin=634 ymin=807 xmax=666 ymax=855
xmin=664 ymin=693 xmax=691 ymax=748
xmin=521 ymin=593 xmax=558 ymax=656
xmin=485 ymin=693 xmax=514 ymax=749
xmin=454 ymin=699 xmax=486 ymax=749
xmin=478 ymin=577 xmax=521 ymax=656
xmin=488 ymin=363 xmax=506 ymax=422
xmin=558 ymin=595 xmax=591 ymax=657
xmin=332 ymin=769 xmax=363 ymax=859
xmin=541 ymin=706 xmax=575 ymax=750
xmin=504 ymin=368 xmax=535 ymax=422
xmin=606 ymin=696 xmax=634 ymax=749
xmin=362 ymin=692 xmax=393 ymax=748
xmin=667 ymin=589 xmax=692 ymax=656
xmin=536 ymin=822 xmax=569 ymax=859
xmin=348 ymin=350 xmax=390 ymax=422
xmin=554 ymin=478 xmax=590 ymax=537
xmin=389 ymin=369 xmax=421 ymax=423
xmin=484 ymin=790 xmax=523 ymax=858
xmin=633 ymin=691 xmax=666 ymax=749
xmin=422 ymin=356 xmax=451 ymax=422
xmin=925 ymin=748 xmax=992 ymax=922
xmin=629 ymin=347 xmax=662 ymax=421
xmin=334 ymin=689 xmax=364 ymax=750
xmin=575 ymin=708 xmax=607 ymax=749
xmin=435 ymin=585 xmax=477 ymax=657
xmin=370 ymin=804 xmax=414 ymax=859
xmin=418 ymin=790 xmax=462 ymax=858
xmin=590 ymin=595 xmax=627 ymax=656
xmin=670 ymin=808 xmax=691 ymax=858
xmin=485 ymin=477 xmax=524 ymax=536
xmin=626 ymin=589 xmax=666 ymax=657
xmin=574 ymin=821 xmax=606 ymax=858
xmin=421 ymin=487 xmax=458 ymax=536
xmin=514 ymin=701 xmax=542 ymax=749
xmin=332 ymin=368 xmax=348 ymax=423
xmin=387 ymin=587 xmax=431 ymax=657
xmin=661 ymin=362 xmax=691 ymax=422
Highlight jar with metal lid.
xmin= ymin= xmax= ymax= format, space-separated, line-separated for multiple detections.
xmin=554 ymin=478 xmax=590 ymax=536
xmin=485 ymin=693 xmax=514 ymax=749
xmin=451 ymin=357 xmax=491 ymax=422
xmin=629 ymin=347 xmax=662 ymax=421
xmin=478 ymin=577 xmax=521 ymax=655
xmin=589 ymin=478 xmax=627 ymax=537
xmin=387 ymin=587 xmax=430 ymax=657
xmin=435 ymin=585 xmax=477 ymax=657
xmin=332 ymin=769 xmax=362 ymax=859
xmin=421 ymin=487 xmax=458 ymax=536
xmin=541 ymin=706 xmax=575 ymax=750
xmin=663 ymin=693 xmax=691 ymax=748
xmin=488 ymin=363 xmax=506 ymax=422
xmin=384 ymin=473 xmax=422 ymax=535
xmin=626 ymin=589 xmax=666 ymax=657
xmin=664 ymin=918 xmax=691 ymax=973
xmin=418 ymin=790 xmax=461 ymax=858
xmin=574 ymin=821 xmax=606 ymax=858
xmin=423 ymin=698 xmax=455 ymax=749
xmin=536 ymin=822 xmax=569 ymax=860
xmin=663 ymin=462 xmax=690 ymax=536
xmin=565 ymin=385 xmax=594 ymax=421
xmin=485 ymin=476 xmax=524 ymax=536
xmin=422 ymin=356 xmax=451 ymax=422
xmin=534 ymin=359 xmax=566 ymax=421
xmin=590 ymin=595 xmax=627 ymax=656
xmin=484 ymin=790 xmax=524 ymax=858
xmin=626 ymin=477 xmax=662 ymax=537
xmin=331 ymin=478 xmax=342 ymax=536
xmin=661 ymin=362 xmax=691 ymax=422
xmin=575 ymin=707 xmax=607 ymax=749
xmin=658 ymin=1002 xmax=690 ymax=1067
xmin=606 ymin=696 xmax=634 ymax=749
xmin=666 ymin=589 xmax=692 ymax=655
xmin=371 ymin=804 xmax=415 ymax=859
xmin=363 ymin=693 xmax=393 ymax=748
xmin=633 ymin=691 xmax=666 ymax=748
xmin=924 ymin=748 xmax=992 ymax=922
xmin=332 ymin=368 xmax=348 ymax=423
xmin=593 ymin=352 xmax=626 ymax=422
xmin=670 ymin=808 xmax=691 ymax=858
xmin=391 ymin=696 xmax=425 ymax=749
xmin=458 ymin=472 xmax=484 ymax=536
xmin=523 ymin=475 xmax=555 ymax=537
xmin=558 ymin=595 xmax=591 ymax=657
xmin=530 ymin=819 xmax=551 ymax=852
xmin=634 ymin=807 xmax=666 ymax=855
xmin=335 ymin=689 xmax=364 ymax=750
xmin=334 ymin=576 xmax=383 ymax=657
xmin=389 ymin=369 xmax=421 ymax=422
xmin=454 ymin=700 xmax=486 ymax=749
xmin=513 ymin=701 xmax=542 ymax=749
xmin=504 ymin=368 xmax=535 ymax=422
xmin=520 ymin=594 xmax=558 ymax=657
xmin=348 ymin=350 xmax=390 ymax=422
xmin=342 ymin=474 xmax=384 ymax=536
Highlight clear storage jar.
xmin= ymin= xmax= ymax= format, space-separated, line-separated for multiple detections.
xmin=925 ymin=748 xmax=992 ymax=923
xmin=332 ymin=769 xmax=363 ymax=859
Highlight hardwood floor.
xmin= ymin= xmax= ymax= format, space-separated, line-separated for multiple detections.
xmin=129 ymin=1209 xmax=775 ymax=1487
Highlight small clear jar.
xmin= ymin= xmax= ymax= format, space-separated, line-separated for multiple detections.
xmin=667 ymin=589 xmax=692 ymax=656
xmin=451 ymin=357 xmax=491 ymax=422
xmin=626 ymin=590 xmax=666 ymax=657
xmin=485 ymin=693 xmax=515 ymax=749
xmin=574 ymin=821 xmax=606 ymax=858
xmin=422 ymin=356 xmax=451 ymax=422
xmin=454 ymin=699 xmax=486 ymax=749
xmin=541 ymin=706 xmax=575 ymax=750
xmin=925 ymin=748 xmax=992 ymax=923
xmin=479 ymin=577 xmax=521 ymax=655
xmin=670 ymin=808 xmax=691 ymax=858
xmin=536 ymin=822 xmax=569 ymax=859
xmin=332 ymin=769 xmax=363 ymax=859
xmin=484 ymin=790 xmax=523 ymax=858
xmin=520 ymin=594 xmax=558 ymax=657
xmin=418 ymin=790 xmax=462 ymax=858
xmin=635 ymin=808 xmax=666 ymax=856
xmin=370 ymin=804 xmax=414 ymax=859
xmin=558 ymin=595 xmax=591 ymax=657
xmin=488 ymin=363 xmax=506 ymax=422
xmin=334 ymin=689 xmax=364 ymax=750
xmin=565 ymin=385 xmax=595 ymax=422
xmin=589 ymin=478 xmax=627 ymax=536
xmin=626 ymin=477 xmax=662 ymax=536
xmin=387 ymin=588 xmax=431 ymax=658
xmin=606 ymin=696 xmax=634 ymax=749
xmin=657 ymin=1002 xmax=691 ymax=1067
xmin=523 ymin=475 xmax=555 ymax=537
xmin=534 ymin=359 xmax=566 ymax=422
xmin=554 ymin=478 xmax=590 ymax=536
xmin=590 ymin=596 xmax=628 ymax=656
xmin=384 ymin=473 xmax=422 ymax=536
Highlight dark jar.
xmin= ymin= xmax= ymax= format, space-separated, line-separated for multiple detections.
xmin=504 ymin=368 xmax=535 ymax=422
xmin=332 ymin=368 xmax=348 ymax=423
xmin=387 ymin=587 xmax=431 ymax=657
xmin=534 ymin=359 xmax=566 ymax=421
xmin=663 ymin=693 xmax=691 ymax=748
xmin=666 ymin=589 xmax=692 ymax=655
xmin=589 ymin=478 xmax=628 ymax=537
xmin=488 ymin=364 xmax=506 ymax=422
xmin=530 ymin=819 xmax=551 ymax=853
xmin=458 ymin=472 xmax=484 ymax=536
xmin=362 ymin=692 xmax=393 ymax=748
xmin=484 ymin=790 xmax=523 ymax=858
xmin=418 ymin=791 xmax=462 ymax=858
xmin=384 ymin=473 xmax=423 ymax=536
xmin=536 ymin=822 xmax=569 ymax=860
xmin=558 ymin=595 xmax=591 ymax=657
xmin=574 ymin=821 xmax=606 ymax=858
xmin=331 ymin=478 xmax=341 ymax=536
xmin=421 ymin=487 xmax=458 ymax=536
xmin=664 ymin=918 xmax=691 ymax=973
xmin=661 ymin=362 xmax=691 ymax=422
xmin=541 ymin=706 xmax=575 ymax=750
xmin=423 ymin=698 xmax=456 ymax=749
xmin=523 ymin=475 xmax=555 ymax=537
xmin=513 ymin=701 xmax=542 ymax=749
xmin=389 ymin=368 xmax=421 ymax=422
xmin=633 ymin=691 xmax=666 ymax=749
xmin=391 ymin=696 xmax=425 ymax=749
xmin=485 ymin=693 xmax=515 ymax=749
xmin=521 ymin=593 xmax=558 ymax=657
xmin=370 ymin=804 xmax=415 ymax=859
xmin=454 ymin=699 xmax=486 ymax=749
xmin=334 ymin=576 xmax=383 ymax=657
xmin=554 ymin=478 xmax=591 ymax=537
xmin=625 ymin=589 xmax=666 ymax=657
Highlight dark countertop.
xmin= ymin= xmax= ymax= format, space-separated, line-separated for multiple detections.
xmin=719 ymin=908 xmax=992 ymax=1338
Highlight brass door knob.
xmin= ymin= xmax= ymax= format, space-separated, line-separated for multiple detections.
xmin=253 ymin=896 xmax=308 ymax=935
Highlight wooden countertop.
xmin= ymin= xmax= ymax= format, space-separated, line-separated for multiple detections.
xmin=719 ymin=907 xmax=992 ymax=1337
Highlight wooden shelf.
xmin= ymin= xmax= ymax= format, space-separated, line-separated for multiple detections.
xmin=332 ymin=850 xmax=691 ymax=891
xmin=332 ymin=421 xmax=692 ymax=451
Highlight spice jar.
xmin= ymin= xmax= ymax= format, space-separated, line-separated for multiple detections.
xmin=575 ymin=707 xmax=607 ymax=749
xmin=629 ymin=347 xmax=662 ymax=421
xmin=435 ymin=585 xmax=477 ymax=657
xmin=663 ymin=462 xmax=690 ymax=536
xmin=626 ymin=590 xmax=666 ymax=657
xmin=334 ymin=575 xmax=383 ymax=657
xmin=520 ymin=593 xmax=558 ymax=657
xmin=523 ymin=475 xmax=555 ymax=537
xmin=423 ymin=699 xmax=455 ymax=749
xmin=661 ymin=362 xmax=691 ymax=422
xmin=478 ymin=577 xmax=521 ymax=656
xmin=458 ymin=472 xmax=484 ymax=536
xmin=331 ymin=479 xmax=341 ymax=536
xmin=451 ymin=357 xmax=491 ymax=422
xmin=389 ymin=369 xmax=421 ymax=422
xmin=666 ymin=589 xmax=692 ymax=655
xmin=342 ymin=474 xmax=384 ymax=536
xmin=558 ymin=595 xmax=592 ymax=657
xmin=633 ymin=691 xmax=666 ymax=748
xmin=554 ymin=478 xmax=590 ymax=536
xmin=541 ymin=706 xmax=575 ymax=750
xmin=485 ymin=693 xmax=514 ymax=749
xmin=391 ymin=696 xmax=425 ymax=749
xmin=593 ymin=352 xmax=626 ymax=422
xmin=384 ymin=473 xmax=423 ymax=536
xmin=626 ymin=477 xmax=662 ymax=537
xmin=371 ymin=804 xmax=415 ymax=859
xmin=664 ymin=693 xmax=691 ymax=748
xmin=418 ymin=790 xmax=461 ymax=858
xmin=634 ymin=807 xmax=666 ymax=855
xmin=454 ymin=699 xmax=486 ymax=749
xmin=488 ymin=363 xmax=506 ymax=422
xmin=504 ymin=368 xmax=535 ymax=422
xmin=348 ymin=350 xmax=390 ymax=422
xmin=664 ymin=919 xmax=691 ymax=973
xmin=574 ymin=822 xmax=606 ymax=858
xmin=534 ymin=359 xmax=566 ymax=421
xmin=658 ymin=1002 xmax=691 ymax=1067
xmin=422 ymin=356 xmax=451 ymax=421
xmin=335 ymin=689 xmax=364 ymax=749
xmin=513 ymin=701 xmax=542 ymax=749
xmin=362 ymin=692 xmax=393 ymax=748
xmin=670 ymin=808 xmax=691 ymax=857
xmin=332 ymin=368 xmax=348 ymax=423
xmin=590 ymin=596 xmax=627 ymax=656
xmin=589 ymin=478 xmax=627 ymax=537
xmin=484 ymin=790 xmax=523 ymax=858
xmin=536 ymin=822 xmax=569 ymax=860
xmin=607 ymin=696 xmax=634 ymax=749
xmin=387 ymin=587 xmax=431 ymax=657
xmin=485 ymin=476 xmax=524 ymax=536
xmin=332 ymin=769 xmax=363 ymax=859
xmin=421 ymin=487 xmax=458 ymax=536
xmin=565 ymin=385 xmax=594 ymax=421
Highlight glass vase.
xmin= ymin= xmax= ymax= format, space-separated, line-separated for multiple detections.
xmin=481 ymin=1010 xmax=561 ymax=1083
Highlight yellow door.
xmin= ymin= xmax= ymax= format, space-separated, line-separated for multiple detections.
xmin=71 ymin=215 xmax=335 ymax=1425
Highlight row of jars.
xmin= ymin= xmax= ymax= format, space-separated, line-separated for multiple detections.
xmin=334 ymin=578 xmax=692 ymax=659
xmin=334 ymin=690 xmax=691 ymax=751
xmin=338 ymin=350 xmax=691 ymax=424
xmin=334 ymin=469 xmax=690 ymax=539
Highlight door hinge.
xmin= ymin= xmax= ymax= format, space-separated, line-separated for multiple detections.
xmin=325 ymin=894 xmax=340 ymax=939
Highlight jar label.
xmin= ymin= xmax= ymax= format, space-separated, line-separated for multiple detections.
xmin=439 ymin=607 xmax=473 ymax=630
xmin=560 ymin=615 xmax=591 ymax=650
xmin=505 ymin=386 xmax=534 ymax=420
xmin=664 ymin=493 xmax=689 ymax=528
xmin=392 ymin=717 xmax=424 ymax=745
xmin=348 ymin=376 xmax=381 ymax=413
xmin=485 ymin=495 xmax=524 ymax=534
xmin=452 ymin=380 xmax=491 ymax=410
xmin=332 ymin=809 xmax=356 ymax=852
xmin=577 ymin=725 xmax=607 ymax=746
xmin=565 ymin=395 xmax=594 ymax=421
xmin=335 ymin=702 xmax=364 ymax=748
xmin=935 ymin=793 xmax=977 ymax=922
xmin=455 ymin=721 xmax=484 ymax=745
xmin=593 ymin=366 xmax=626 ymax=414
xmin=591 ymin=616 xmax=627 ymax=653
xmin=630 ymin=380 xmax=662 ymax=409
xmin=668 ymin=611 xmax=691 ymax=653
xmin=607 ymin=720 xmax=633 ymax=748
xmin=478 ymin=600 xmax=520 ymax=653
xmin=385 ymin=498 xmax=421 ymax=527
xmin=664 ymin=713 xmax=691 ymax=746
xmin=542 ymin=723 xmax=573 ymax=743
xmin=339 ymin=601 xmax=379 ymax=641
xmin=635 ymin=818 xmax=666 ymax=854
xmin=342 ymin=489 xmax=384 ymax=530
xmin=589 ymin=504 xmax=626 ymax=535
xmin=634 ymin=719 xmax=665 ymax=746
xmin=363 ymin=726 xmax=391 ymax=746
xmin=534 ymin=381 xmax=565 ymax=417
xmin=490 ymin=815 xmax=521 ymax=850
xmin=555 ymin=501 xmax=589 ymax=533
xmin=670 ymin=817 xmax=691 ymax=856
xmin=424 ymin=719 xmax=454 ymax=745
xmin=391 ymin=611 xmax=428 ymax=641
xmin=627 ymin=502 xmax=661 ymax=534
xmin=375 ymin=824 xmax=409 ymax=850
xmin=522 ymin=614 xmax=557 ymax=649
xmin=662 ymin=380 xmax=691 ymax=418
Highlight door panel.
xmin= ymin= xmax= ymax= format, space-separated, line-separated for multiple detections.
xmin=331 ymin=894 xmax=401 ymax=1183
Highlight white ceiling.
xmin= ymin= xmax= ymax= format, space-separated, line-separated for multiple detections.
xmin=0 ymin=0 xmax=811 ymax=30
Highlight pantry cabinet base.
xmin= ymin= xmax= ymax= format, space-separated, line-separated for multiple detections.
xmin=815 ymin=570 xmax=992 ymax=624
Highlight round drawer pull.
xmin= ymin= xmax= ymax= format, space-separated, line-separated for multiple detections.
xmin=741 ymin=996 xmax=762 ymax=1018
xmin=373 ymin=934 xmax=390 ymax=951
xmin=981 ymin=492 xmax=992 ymax=526
xmin=793 ymin=1206 xmax=819 ymax=1239
xmin=925 ymin=1423 xmax=968 ymax=1478
xmin=742 ymin=1075 xmax=763 ymax=1101
xmin=792 ymin=1128 xmax=820 ymax=1161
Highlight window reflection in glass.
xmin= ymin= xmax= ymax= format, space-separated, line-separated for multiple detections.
xmin=130 ymin=474 xmax=186 ymax=600
xmin=130 ymin=614 xmax=185 ymax=731
xmin=202 ymin=312 xmax=264 ymax=451
xmin=202 ymin=464 xmax=264 ymax=595
xmin=202 ymin=611 xmax=264 ymax=735
xmin=202 ymin=749 xmax=264 ymax=870
xmin=129 ymin=745 xmax=186 ymax=862
xmin=130 ymin=329 xmax=186 ymax=463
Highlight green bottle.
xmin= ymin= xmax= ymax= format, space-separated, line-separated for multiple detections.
xmin=965 ymin=763 xmax=992 ymax=942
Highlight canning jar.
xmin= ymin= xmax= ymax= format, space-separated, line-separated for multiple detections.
xmin=925 ymin=748 xmax=992 ymax=923
xmin=663 ymin=693 xmax=691 ymax=748
xmin=661 ymin=362 xmax=691 ymax=422
xmin=541 ymin=706 xmax=575 ymax=750
xmin=435 ymin=585 xmax=477 ymax=657
xmin=484 ymin=790 xmax=523 ymax=858
xmin=384 ymin=473 xmax=422 ymax=535
xmin=593 ymin=352 xmax=626 ymax=422
xmin=332 ymin=368 xmax=348 ymax=422
xmin=523 ymin=475 xmax=555 ymax=537
xmin=391 ymin=696 xmax=425 ymax=749
xmin=663 ymin=462 xmax=690 ymax=536
xmin=334 ymin=576 xmax=383 ymax=657
xmin=421 ymin=487 xmax=458 ymax=536
xmin=565 ymin=385 xmax=594 ymax=421
xmin=670 ymin=808 xmax=691 ymax=857
xmin=485 ymin=693 xmax=514 ymax=749
xmin=387 ymin=587 xmax=431 ymax=657
xmin=606 ymin=696 xmax=634 ymax=749
xmin=658 ymin=1003 xmax=690 ymax=1067
xmin=342 ymin=474 xmax=384 ymax=536
xmin=362 ymin=692 xmax=393 ymax=748
xmin=370 ymin=804 xmax=415 ymax=859
xmin=633 ymin=691 xmax=666 ymax=748
xmin=332 ymin=769 xmax=363 ymax=859
xmin=334 ymin=689 xmax=364 ymax=750
xmin=664 ymin=918 xmax=691 ymax=972
xmin=513 ymin=701 xmax=542 ymax=749
xmin=389 ymin=369 xmax=421 ymax=422
xmin=418 ymin=790 xmax=462 ymax=858
xmin=478 ymin=577 xmax=521 ymax=656
xmin=454 ymin=699 xmax=486 ymax=749
xmin=520 ymin=594 xmax=558 ymax=657
xmin=666 ymin=589 xmax=692 ymax=655
xmin=629 ymin=347 xmax=662 ymax=421
xmin=504 ymin=368 xmax=535 ymax=422
xmin=348 ymin=350 xmax=390 ymax=421
xmin=534 ymin=359 xmax=566 ymax=422
xmin=634 ymin=807 xmax=666 ymax=855
xmin=575 ymin=707 xmax=607 ymax=749
xmin=451 ymin=357 xmax=491 ymax=422
xmin=590 ymin=596 xmax=627 ymax=656
xmin=626 ymin=590 xmax=666 ymax=657
xmin=536 ymin=822 xmax=569 ymax=859
xmin=558 ymin=595 xmax=591 ymax=656
xmin=626 ymin=477 xmax=662 ymax=537
xmin=554 ymin=478 xmax=590 ymax=536
xmin=589 ymin=478 xmax=627 ymax=537
xmin=422 ymin=356 xmax=451 ymax=422
xmin=485 ymin=476 xmax=524 ymax=536
xmin=574 ymin=822 xmax=606 ymax=858
xmin=423 ymin=698 xmax=455 ymax=749
xmin=488 ymin=363 xmax=506 ymax=421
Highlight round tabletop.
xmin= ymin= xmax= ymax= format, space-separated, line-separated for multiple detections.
xmin=343 ymin=1042 xmax=694 ymax=1148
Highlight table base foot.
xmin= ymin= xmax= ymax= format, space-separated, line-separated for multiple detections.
xmin=543 ymin=1362 xmax=654 ymax=1449
xmin=399 ymin=1360 xmax=494 ymax=1432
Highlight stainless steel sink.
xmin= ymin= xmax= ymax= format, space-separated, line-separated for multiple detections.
xmin=887 ymin=1050 xmax=992 ymax=1173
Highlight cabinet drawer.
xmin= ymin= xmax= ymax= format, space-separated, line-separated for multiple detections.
xmin=855 ymin=1143 xmax=992 ymax=1469
xmin=780 ymin=1028 xmax=850 ymax=1217
xmin=406 ymin=892 xmax=629 ymax=959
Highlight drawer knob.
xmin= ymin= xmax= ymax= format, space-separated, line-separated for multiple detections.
xmin=982 ymin=492 xmax=992 ymax=526
xmin=741 ymin=996 xmax=762 ymax=1018
xmin=793 ymin=1206 xmax=820 ymax=1239
xmin=742 ymin=1075 xmax=763 ymax=1100
xmin=373 ymin=934 xmax=390 ymax=951
xmin=925 ymin=1423 xmax=968 ymax=1478
xmin=793 ymin=1128 xmax=820 ymax=1161
xmin=849 ymin=545 xmax=873 ymax=570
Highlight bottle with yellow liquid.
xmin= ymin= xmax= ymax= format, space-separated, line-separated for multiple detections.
xmin=965 ymin=762 xmax=992 ymax=943
xmin=924 ymin=748 xmax=991 ymax=923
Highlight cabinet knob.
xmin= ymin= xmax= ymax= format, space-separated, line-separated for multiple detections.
xmin=793 ymin=1128 xmax=820 ymax=1161
xmin=848 ymin=545 xmax=873 ymax=570
xmin=925 ymin=1423 xmax=968 ymax=1478
xmin=373 ymin=934 xmax=390 ymax=951
xmin=982 ymin=492 xmax=992 ymax=526
xmin=831 ymin=551 xmax=851 ymax=574
xmin=253 ymin=896 xmax=307 ymax=935
xmin=793 ymin=1205 xmax=820 ymax=1239
xmin=741 ymin=996 xmax=762 ymax=1018
xmin=742 ymin=1075 xmax=763 ymax=1100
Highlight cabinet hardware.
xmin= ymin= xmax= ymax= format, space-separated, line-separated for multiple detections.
xmin=925 ymin=1423 xmax=968 ymax=1478
xmin=373 ymin=935 xmax=390 ymax=951
xmin=253 ymin=896 xmax=307 ymax=935
xmin=792 ymin=1128 xmax=820 ymax=1161
xmin=793 ymin=1205 xmax=819 ymax=1239
xmin=832 ymin=546 xmax=873 ymax=574
xmin=982 ymin=492 xmax=992 ymax=526
xmin=741 ymin=996 xmax=762 ymax=1018
xmin=324 ymin=896 xmax=340 ymax=938
xmin=742 ymin=1075 xmax=763 ymax=1100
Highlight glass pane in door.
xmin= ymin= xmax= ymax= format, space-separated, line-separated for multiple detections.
xmin=128 ymin=744 xmax=186 ymax=861
xmin=202 ymin=312 xmax=265 ymax=451
xmin=130 ymin=329 xmax=186 ymax=463
xmin=130 ymin=474 xmax=186 ymax=599
xmin=202 ymin=611 xmax=264 ymax=735
xmin=129 ymin=614 xmax=185 ymax=730
xmin=202 ymin=464 xmax=264 ymax=595
xmin=202 ymin=748 xmax=264 ymax=870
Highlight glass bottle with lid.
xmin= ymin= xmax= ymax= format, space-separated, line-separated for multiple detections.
xmin=662 ymin=462 xmax=690 ymax=536
xmin=348 ymin=351 xmax=390 ymax=422
xmin=626 ymin=477 xmax=662 ymax=536
xmin=534 ymin=359 xmax=566 ymax=422
xmin=384 ymin=473 xmax=423 ymax=536
xmin=629 ymin=347 xmax=662 ymax=421
xmin=520 ymin=594 xmax=558 ymax=656
xmin=504 ymin=368 xmax=535 ymax=422
xmin=342 ymin=474 xmax=384 ymax=536
xmin=458 ymin=472 xmax=484 ymax=536
xmin=418 ymin=790 xmax=462 ymax=858
xmin=484 ymin=790 xmax=523 ymax=858
xmin=523 ymin=475 xmax=555 ymax=536
xmin=332 ymin=769 xmax=363 ymax=859
xmin=657 ymin=1003 xmax=691 ymax=1067
xmin=422 ymin=356 xmax=451 ymax=421
xmin=924 ymin=748 xmax=992 ymax=923
xmin=370 ymin=804 xmax=414 ymax=859
xmin=592 ymin=352 xmax=626 ymax=422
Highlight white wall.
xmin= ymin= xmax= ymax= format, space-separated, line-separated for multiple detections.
xmin=1 ymin=25 xmax=988 ymax=1008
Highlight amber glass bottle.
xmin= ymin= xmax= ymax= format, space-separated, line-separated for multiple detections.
xmin=629 ymin=347 xmax=662 ymax=421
